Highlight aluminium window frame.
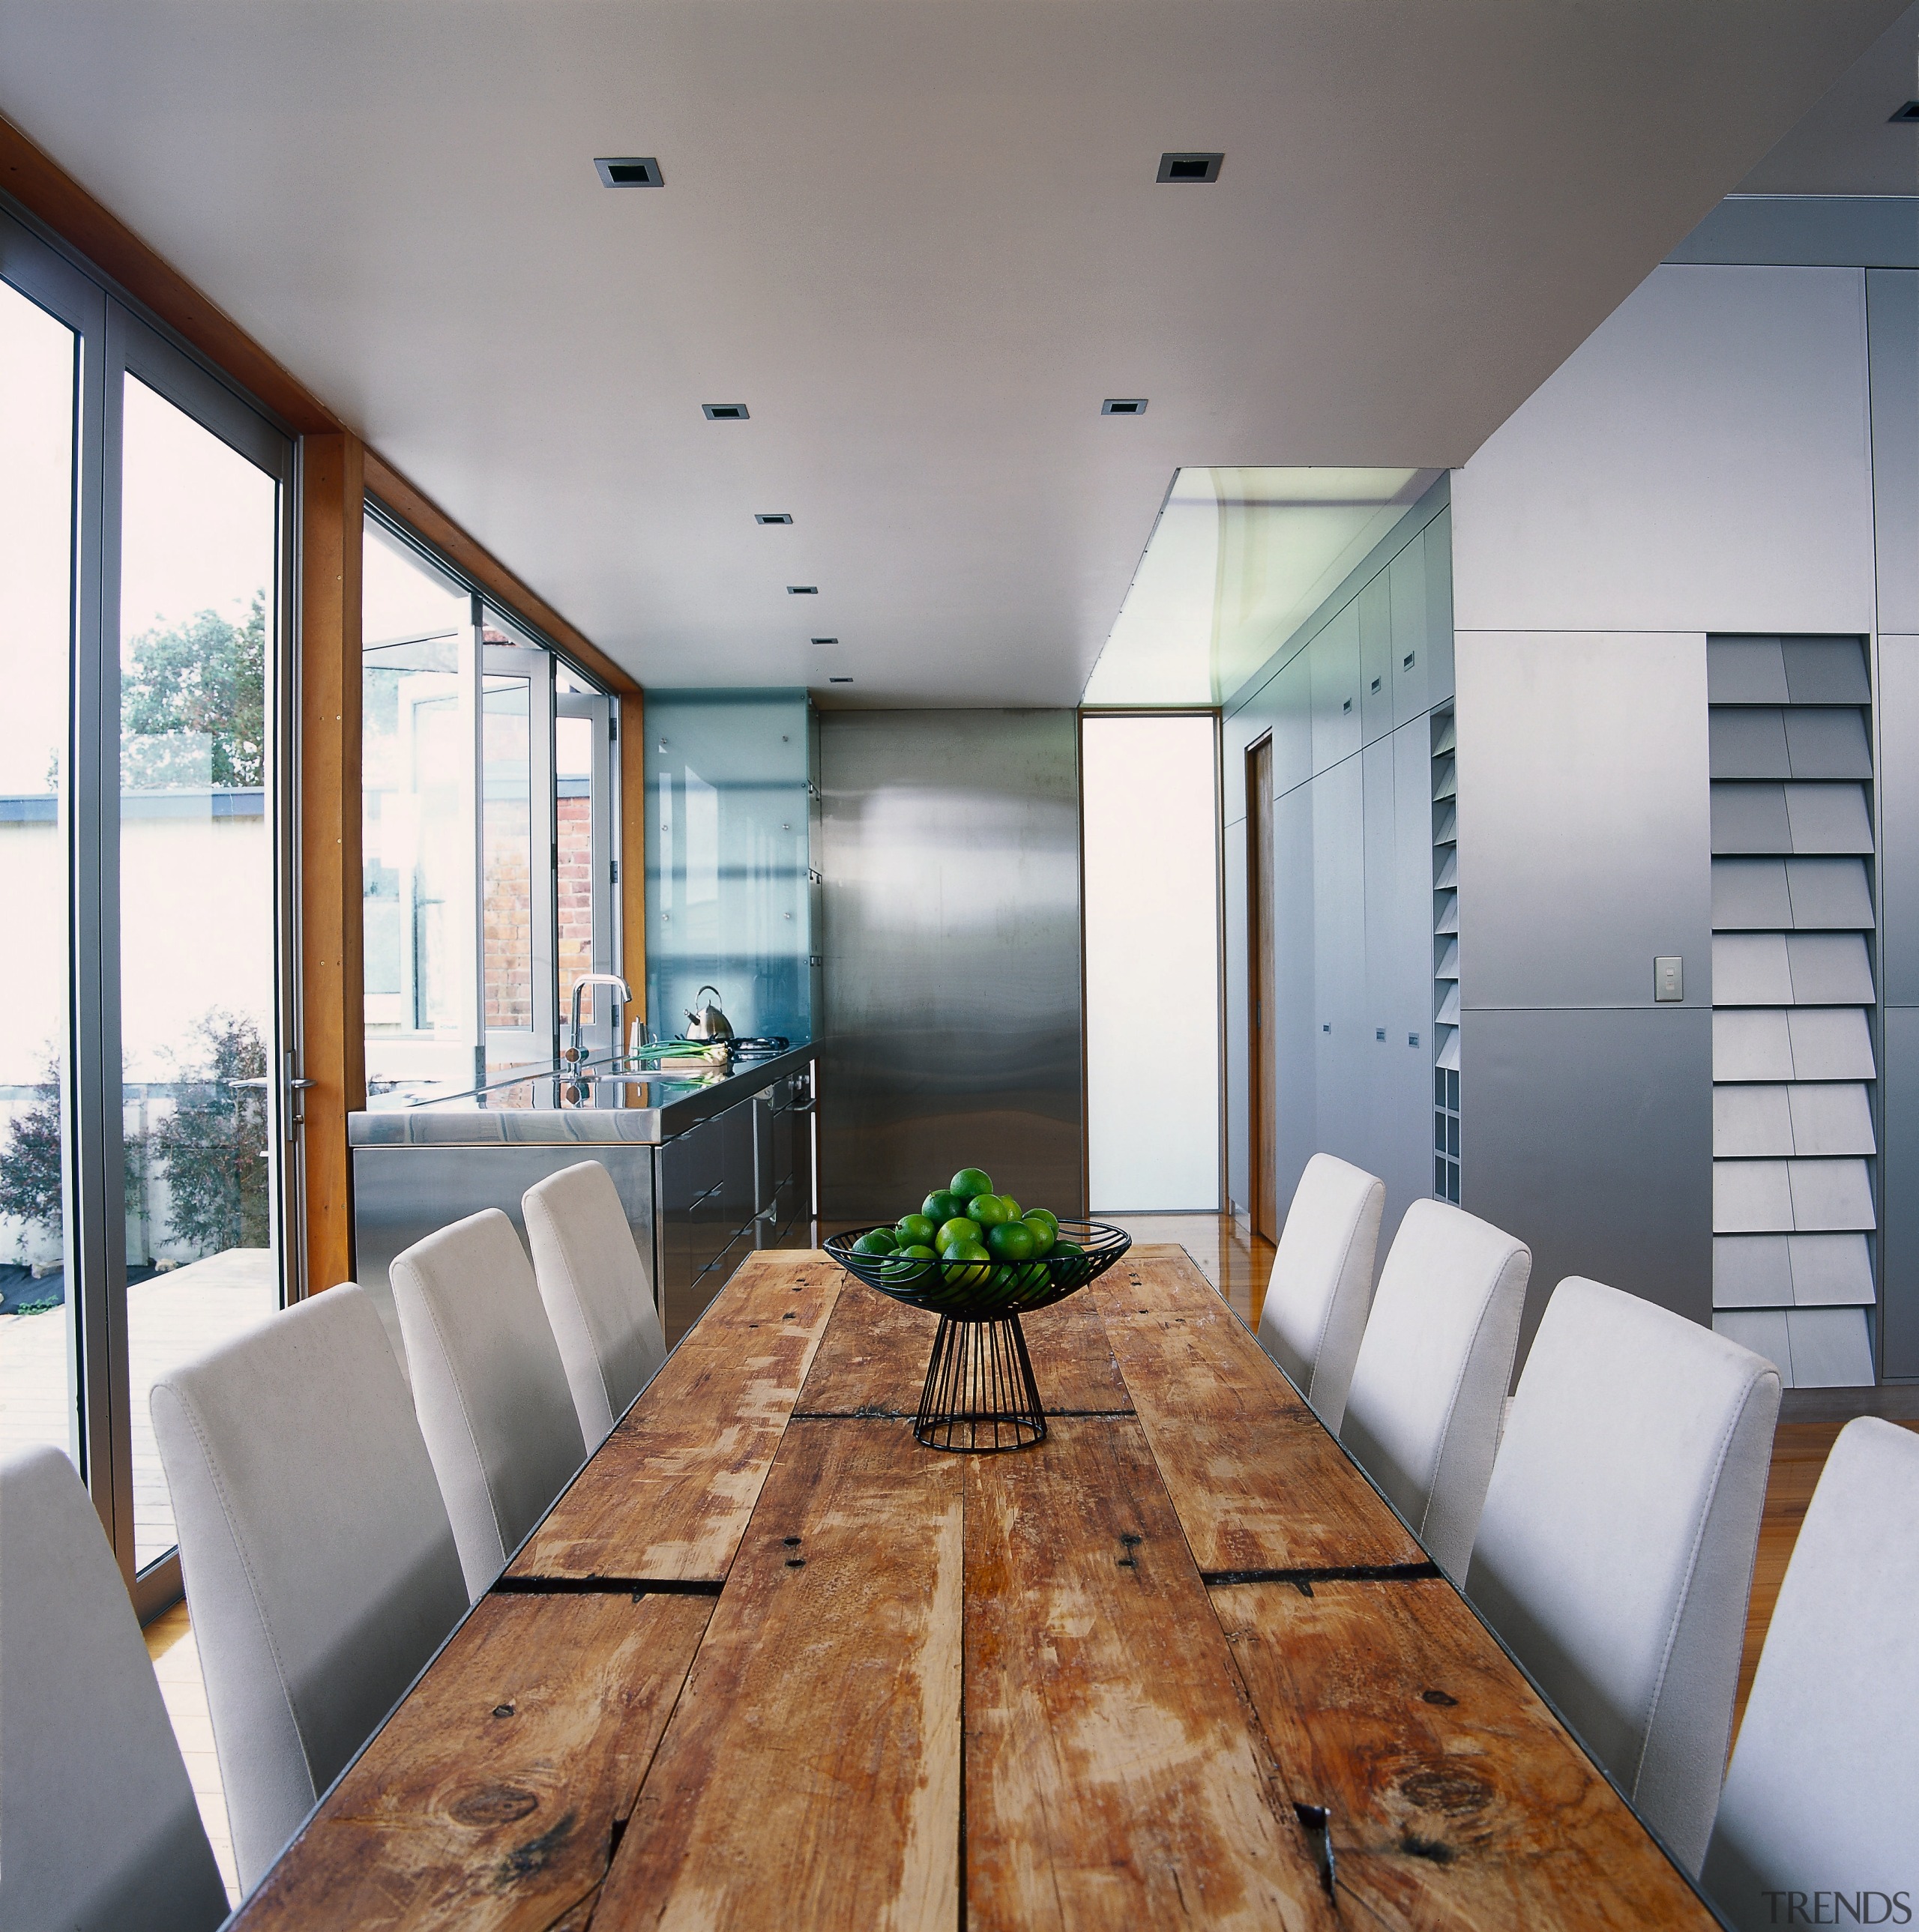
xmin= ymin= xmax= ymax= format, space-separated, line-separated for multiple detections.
xmin=1 ymin=196 xmax=299 ymax=1616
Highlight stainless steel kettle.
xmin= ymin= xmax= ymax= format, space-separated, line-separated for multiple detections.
xmin=684 ymin=985 xmax=735 ymax=1042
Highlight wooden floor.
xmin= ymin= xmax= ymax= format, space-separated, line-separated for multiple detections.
xmin=145 ymin=1604 xmax=238 ymax=1904
xmin=1106 ymin=1211 xmax=1277 ymax=1328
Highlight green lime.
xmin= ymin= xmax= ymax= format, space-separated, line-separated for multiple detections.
xmin=1025 ymin=1208 xmax=1059 ymax=1241
xmin=895 ymin=1213 xmax=937 ymax=1247
xmin=852 ymin=1228 xmax=897 ymax=1257
xmin=1051 ymin=1239 xmax=1083 ymax=1257
xmin=1021 ymin=1212 xmax=1057 ymax=1256
xmin=950 ymin=1167 xmax=993 ymax=1201
xmin=898 ymin=1243 xmax=938 ymax=1261
xmin=986 ymin=1220 xmax=1037 ymax=1261
xmin=923 ymin=1190 xmax=965 ymax=1225
xmin=969 ymin=1193 xmax=1013 ymax=1227
xmin=999 ymin=1196 xmax=1022 ymax=1221
xmin=936 ymin=1216 xmax=982 ymax=1252
xmin=944 ymin=1238 xmax=991 ymax=1286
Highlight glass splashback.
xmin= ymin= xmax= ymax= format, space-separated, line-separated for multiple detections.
xmin=646 ymin=690 xmax=815 ymax=1045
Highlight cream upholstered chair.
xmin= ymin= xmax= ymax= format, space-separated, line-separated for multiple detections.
xmin=1465 ymin=1277 xmax=1780 ymax=1874
xmin=0 ymin=1446 xmax=229 ymax=1932
xmin=391 ymin=1208 xmax=588 ymax=1599
xmin=150 ymin=1285 xmax=467 ymax=1891
xmin=1702 ymin=1417 xmax=1919 ymax=1930
xmin=1338 ymin=1199 xmax=1530 ymax=1582
xmin=1256 ymin=1153 xmax=1385 ymax=1430
xmin=523 ymin=1160 xmax=668 ymax=1449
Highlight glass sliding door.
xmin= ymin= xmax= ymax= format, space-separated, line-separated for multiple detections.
xmin=0 ymin=272 xmax=80 ymax=1470
xmin=0 ymin=208 xmax=295 ymax=1609
xmin=116 ymin=366 xmax=283 ymax=1570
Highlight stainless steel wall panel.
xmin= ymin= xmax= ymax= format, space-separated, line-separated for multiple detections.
xmin=1273 ymin=781 xmax=1317 ymax=1210
xmin=1462 ymin=1005 xmax=1712 ymax=1356
xmin=1877 ymin=638 xmax=1919 ymax=1006
xmin=818 ymin=709 xmax=1082 ymax=1220
xmin=1450 ymin=266 xmax=1877 ymax=636
xmin=1868 ymin=271 xmax=1918 ymax=634
xmin=1454 ymin=632 xmax=1711 ymax=1010
xmin=1310 ymin=606 xmax=1363 ymax=775
xmin=1880 ymin=1006 xmax=1919 ymax=1375
xmin=1223 ymin=812 xmax=1250 ymax=1213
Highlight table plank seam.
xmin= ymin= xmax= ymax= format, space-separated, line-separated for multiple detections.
xmin=492 ymin=1576 xmax=728 ymax=1598
xmin=1202 ymin=1562 xmax=1442 ymax=1590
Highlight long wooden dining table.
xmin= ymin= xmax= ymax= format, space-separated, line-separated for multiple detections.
xmin=231 ymin=1244 xmax=1721 ymax=1929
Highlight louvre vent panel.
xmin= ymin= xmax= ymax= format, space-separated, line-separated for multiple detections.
xmin=1432 ymin=704 xmax=1459 ymax=1204
xmin=1705 ymin=635 xmax=1876 ymax=1386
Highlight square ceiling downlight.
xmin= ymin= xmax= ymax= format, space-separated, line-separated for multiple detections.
xmin=702 ymin=402 xmax=749 ymax=420
xmin=1102 ymin=398 xmax=1148 ymax=416
xmin=756 ymin=513 xmax=793 ymax=525
xmin=1157 ymin=152 xmax=1223 ymax=183
xmin=594 ymin=157 xmax=663 ymax=187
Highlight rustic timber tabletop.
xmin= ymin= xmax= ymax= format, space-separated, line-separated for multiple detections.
xmin=229 ymin=1245 xmax=1721 ymax=1930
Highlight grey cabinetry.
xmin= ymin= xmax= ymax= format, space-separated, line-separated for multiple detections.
xmin=1313 ymin=754 xmax=1366 ymax=1162
xmin=1273 ymin=782 xmax=1317 ymax=1210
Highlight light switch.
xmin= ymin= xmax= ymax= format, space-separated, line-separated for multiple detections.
xmin=1655 ymin=956 xmax=1684 ymax=1002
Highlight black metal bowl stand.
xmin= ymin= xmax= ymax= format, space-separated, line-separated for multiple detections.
xmin=915 ymin=1311 xmax=1046 ymax=1452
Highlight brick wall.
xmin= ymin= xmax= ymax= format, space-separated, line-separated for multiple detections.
xmin=557 ymin=794 xmax=596 ymax=1020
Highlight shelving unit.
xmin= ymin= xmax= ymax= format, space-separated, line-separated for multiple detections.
xmin=1707 ymin=635 xmax=1877 ymax=1388
xmin=1432 ymin=704 xmax=1460 ymax=1202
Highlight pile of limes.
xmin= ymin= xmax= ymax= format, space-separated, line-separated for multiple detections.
xmin=849 ymin=1166 xmax=1082 ymax=1291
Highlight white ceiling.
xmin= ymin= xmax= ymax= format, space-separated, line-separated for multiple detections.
xmin=0 ymin=1 xmax=1906 ymax=705
xmin=1738 ymin=0 xmax=1919 ymax=193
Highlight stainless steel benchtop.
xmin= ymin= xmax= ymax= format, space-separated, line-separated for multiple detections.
xmin=348 ymin=1044 xmax=815 ymax=1147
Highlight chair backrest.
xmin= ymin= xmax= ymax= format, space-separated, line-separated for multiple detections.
xmin=0 ymin=1446 xmax=229 ymax=1932
xmin=149 ymin=1285 xmax=467 ymax=1891
xmin=522 ymin=1159 xmax=668 ymax=1449
xmin=1465 ymin=1276 xmax=1780 ymax=1874
xmin=391 ymin=1207 xmax=588 ymax=1598
xmin=1256 ymin=1152 xmax=1385 ymax=1430
xmin=1339 ymin=1198 xmax=1530 ymax=1581
xmin=1702 ymin=1417 xmax=1919 ymax=1931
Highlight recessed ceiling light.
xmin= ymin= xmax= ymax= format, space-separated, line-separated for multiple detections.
xmin=1157 ymin=152 xmax=1223 ymax=184
xmin=810 ymin=636 xmax=837 ymax=645
xmin=756 ymin=513 xmax=793 ymax=525
xmin=702 ymin=403 xmax=749 ymax=420
xmin=1892 ymin=100 xmax=1919 ymax=122
xmin=829 ymin=676 xmax=853 ymax=683
xmin=595 ymin=157 xmax=664 ymax=187
xmin=1102 ymin=398 xmax=1148 ymax=416
xmin=787 ymin=585 xmax=819 ymax=595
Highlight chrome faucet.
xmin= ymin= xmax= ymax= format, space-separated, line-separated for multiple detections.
xmin=567 ymin=974 xmax=630 ymax=1069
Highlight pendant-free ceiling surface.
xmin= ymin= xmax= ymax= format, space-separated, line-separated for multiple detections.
xmin=0 ymin=0 xmax=1905 ymax=704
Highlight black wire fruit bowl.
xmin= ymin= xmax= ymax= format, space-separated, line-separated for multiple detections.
xmin=824 ymin=1219 xmax=1132 ymax=1453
